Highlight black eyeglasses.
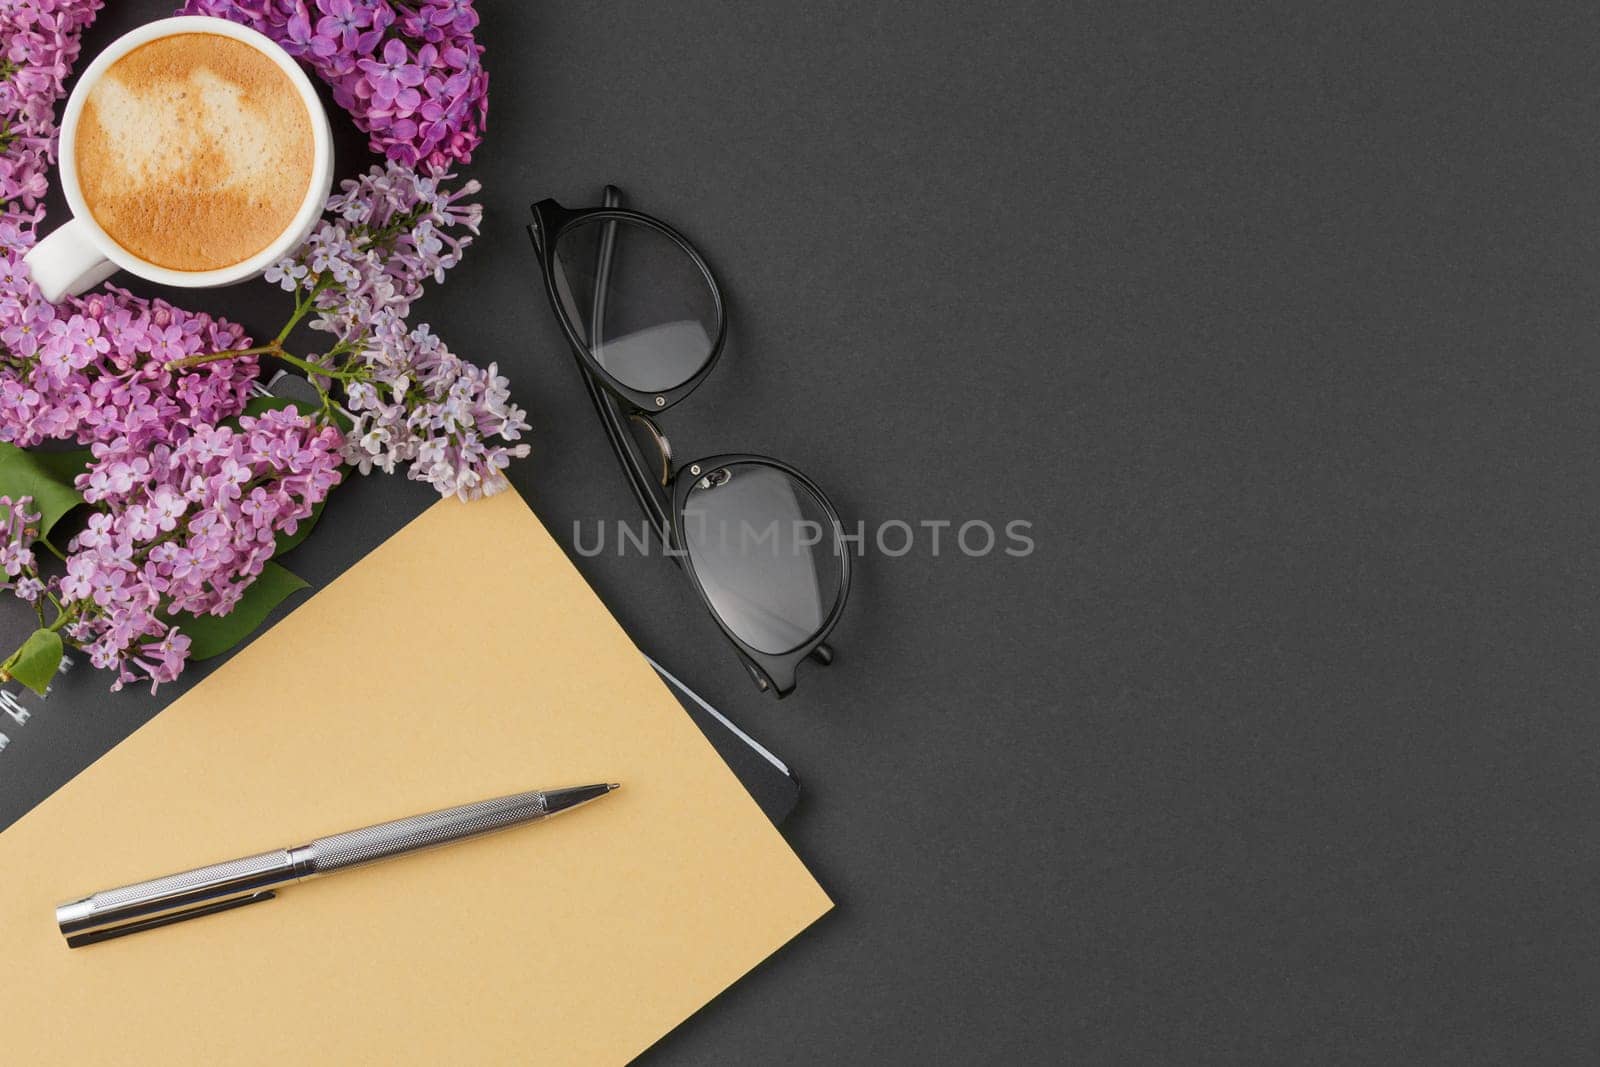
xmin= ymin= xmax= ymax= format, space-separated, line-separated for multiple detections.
xmin=527 ymin=186 xmax=850 ymax=698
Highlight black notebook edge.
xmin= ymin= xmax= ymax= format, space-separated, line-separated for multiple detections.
xmin=648 ymin=656 xmax=800 ymax=825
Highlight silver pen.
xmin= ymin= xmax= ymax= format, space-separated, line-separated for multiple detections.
xmin=56 ymin=783 xmax=619 ymax=948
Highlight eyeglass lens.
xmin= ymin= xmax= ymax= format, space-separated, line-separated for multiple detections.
xmin=680 ymin=462 xmax=844 ymax=655
xmin=552 ymin=216 xmax=719 ymax=392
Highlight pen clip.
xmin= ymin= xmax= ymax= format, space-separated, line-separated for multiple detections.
xmin=64 ymin=891 xmax=277 ymax=949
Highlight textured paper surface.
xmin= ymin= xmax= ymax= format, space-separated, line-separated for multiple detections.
xmin=0 ymin=492 xmax=831 ymax=1065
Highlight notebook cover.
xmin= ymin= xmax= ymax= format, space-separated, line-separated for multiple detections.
xmin=0 ymin=515 xmax=803 ymax=828
xmin=0 ymin=491 xmax=832 ymax=1065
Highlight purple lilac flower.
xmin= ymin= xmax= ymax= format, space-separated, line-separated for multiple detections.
xmin=179 ymin=0 xmax=488 ymax=169
xmin=359 ymin=38 xmax=424 ymax=110
xmin=317 ymin=0 xmax=379 ymax=53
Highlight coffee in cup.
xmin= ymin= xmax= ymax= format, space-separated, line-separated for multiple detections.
xmin=74 ymin=32 xmax=315 ymax=273
xmin=24 ymin=16 xmax=333 ymax=303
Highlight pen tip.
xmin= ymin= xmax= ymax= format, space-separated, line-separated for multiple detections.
xmin=607 ymin=783 xmax=621 ymax=791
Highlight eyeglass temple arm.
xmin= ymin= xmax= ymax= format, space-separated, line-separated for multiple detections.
xmin=577 ymin=345 xmax=675 ymax=549
xmin=580 ymin=185 xmax=676 ymax=548
xmin=593 ymin=184 xmax=621 ymax=327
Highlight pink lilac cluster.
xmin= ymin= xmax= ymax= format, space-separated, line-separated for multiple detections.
xmin=268 ymin=162 xmax=528 ymax=499
xmin=0 ymin=236 xmax=261 ymax=451
xmin=0 ymin=0 xmax=101 ymax=214
xmin=178 ymin=0 xmax=486 ymax=169
xmin=61 ymin=411 xmax=343 ymax=690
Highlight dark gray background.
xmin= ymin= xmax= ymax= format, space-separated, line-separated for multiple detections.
xmin=4 ymin=1 xmax=1599 ymax=1062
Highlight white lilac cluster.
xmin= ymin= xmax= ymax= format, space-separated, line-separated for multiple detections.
xmin=266 ymin=161 xmax=529 ymax=500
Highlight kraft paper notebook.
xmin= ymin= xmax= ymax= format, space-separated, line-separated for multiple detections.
xmin=0 ymin=491 xmax=832 ymax=1065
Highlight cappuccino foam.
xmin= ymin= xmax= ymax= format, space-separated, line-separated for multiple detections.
xmin=75 ymin=33 xmax=314 ymax=273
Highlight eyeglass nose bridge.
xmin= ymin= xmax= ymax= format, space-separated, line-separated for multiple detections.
xmin=628 ymin=413 xmax=673 ymax=486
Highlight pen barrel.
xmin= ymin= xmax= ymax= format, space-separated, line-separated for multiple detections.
xmin=56 ymin=785 xmax=612 ymax=946
xmin=299 ymin=789 xmax=550 ymax=875
xmin=56 ymin=849 xmax=299 ymax=940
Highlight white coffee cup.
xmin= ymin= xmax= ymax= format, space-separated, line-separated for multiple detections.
xmin=25 ymin=15 xmax=334 ymax=303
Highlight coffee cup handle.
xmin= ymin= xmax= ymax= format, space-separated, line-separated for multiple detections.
xmin=24 ymin=218 xmax=120 ymax=303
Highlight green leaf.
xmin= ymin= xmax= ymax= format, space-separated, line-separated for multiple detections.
xmin=7 ymin=628 xmax=62 ymax=696
xmin=241 ymin=395 xmax=305 ymax=418
xmin=233 ymin=392 xmax=353 ymax=433
xmin=326 ymin=405 xmax=353 ymax=434
xmin=223 ymin=394 xmax=309 ymax=433
xmin=168 ymin=563 xmax=310 ymax=661
xmin=0 ymin=442 xmax=89 ymax=540
xmin=29 ymin=447 xmax=94 ymax=486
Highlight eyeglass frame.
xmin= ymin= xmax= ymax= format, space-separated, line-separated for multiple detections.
xmin=526 ymin=186 xmax=850 ymax=697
